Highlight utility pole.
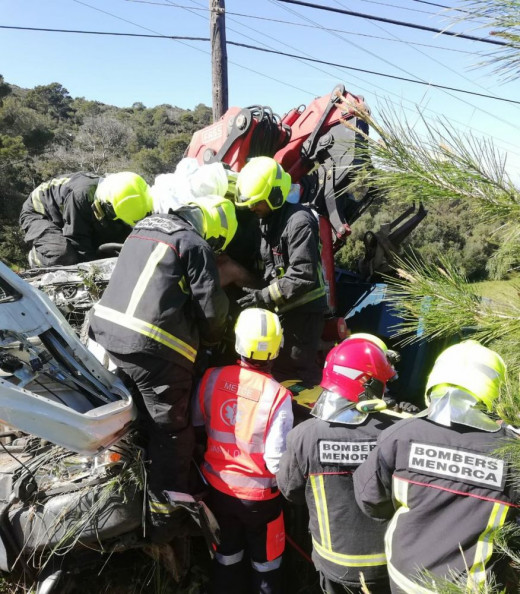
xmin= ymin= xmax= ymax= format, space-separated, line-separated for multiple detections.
xmin=210 ymin=0 xmax=228 ymax=121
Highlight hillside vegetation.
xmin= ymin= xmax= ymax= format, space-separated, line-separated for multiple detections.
xmin=0 ymin=75 xmax=211 ymax=266
xmin=0 ymin=74 xmax=504 ymax=279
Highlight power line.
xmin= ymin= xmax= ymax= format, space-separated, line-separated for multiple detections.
xmin=275 ymin=0 xmax=508 ymax=46
xmin=2 ymin=24 xmax=517 ymax=106
xmin=229 ymin=41 xmax=520 ymax=106
xmin=331 ymin=0 xmax=513 ymax=113
xmin=71 ymin=0 xmax=317 ymax=98
xmin=269 ymin=0 xmax=520 ymax=155
xmin=0 ymin=25 xmax=208 ymax=41
xmin=268 ymin=0 xmax=520 ymax=136
xmin=357 ymin=0 xmax=442 ymax=17
xmin=125 ymin=0 xmax=475 ymax=55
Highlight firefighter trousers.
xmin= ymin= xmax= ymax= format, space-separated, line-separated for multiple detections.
xmin=207 ymin=487 xmax=285 ymax=594
xmin=108 ymin=351 xmax=195 ymax=542
xmin=273 ymin=310 xmax=324 ymax=387
xmin=319 ymin=572 xmax=391 ymax=594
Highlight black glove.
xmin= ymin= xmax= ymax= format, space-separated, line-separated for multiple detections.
xmin=382 ymin=394 xmax=397 ymax=409
xmin=237 ymin=287 xmax=266 ymax=309
xmin=397 ymin=401 xmax=420 ymax=414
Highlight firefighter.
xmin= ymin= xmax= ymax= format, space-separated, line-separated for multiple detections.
xmin=353 ymin=340 xmax=519 ymax=592
xmin=19 ymin=171 xmax=153 ymax=267
xmin=235 ymin=156 xmax=327 ymax=387
xmin=89 ymin=195 xmax=237 ymax=543
xmin=192 ymin=308 xmax=294 ymax=594
xmin=277 ymin=335 xmax=403 ymax=594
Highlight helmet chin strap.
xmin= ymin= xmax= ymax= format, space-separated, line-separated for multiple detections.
xmin=427 ymin=387 xmax=500 ymax=432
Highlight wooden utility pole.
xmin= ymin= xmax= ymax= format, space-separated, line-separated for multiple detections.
xmin=210 ymin=0 xmax=228 ymax=121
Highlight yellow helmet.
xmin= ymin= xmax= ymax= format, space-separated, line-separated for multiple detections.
xmin=94 ymin=172 xmax=153 ymax=226
xmin=426 ymin=340 xmax=506 ymax=411
xmin=188 ymin=195 xmax=238 ymax=252
xmin=236 ymin=157 xmax=291 ymax=210
xmin=346 ymin=333 xmax=400 ymax=369
xmin=235 ymin=308 xmax=283 ymax=361
xmin=347 ymin=333 xmax=388 ymax=352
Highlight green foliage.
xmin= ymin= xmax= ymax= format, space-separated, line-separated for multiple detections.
xmin=0 ymin=225 xmax=27 ymax=269
xmin=24 ymin=82 xmax=73 ymax=121
xmin=447 ymin=1 xmax=520 ymax=82
xmin=0 ymin=77 xmax=217 ymax=265
xmin=0 ymin=75 xmax=11 ymax=105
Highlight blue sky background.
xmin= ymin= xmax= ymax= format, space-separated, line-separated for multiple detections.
xmin=2 ymin=0 xmax=520 ymax=178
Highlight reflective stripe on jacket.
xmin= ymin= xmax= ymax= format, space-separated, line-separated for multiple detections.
xmin=19 ymin=172 xmax=130 ymax=262
xmin=353 ymin=418 xmax=520 ymax=593
xmin=260 ymin=202 xmax=327 ymax=314
xmin=277 ymin=414 xmax=397 ymax=587
xmin=198 ymin=363 xmax=292 ymax=500
xmin=90 ymin=214 xmax=229 ymax=368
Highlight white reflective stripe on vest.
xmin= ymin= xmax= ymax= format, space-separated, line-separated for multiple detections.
xmin=250 ymin=378 xmax=280 ymax=449
xmin=206 ymin=427 xmax=265 ymax=453
xmin=215 ymin=550 xmax=244 ymax=566
xmin=126 ymin=242 xmax=169 ymax=316
xmin=384 ymin=477 xmax=434 ymax=594
xmin=312 ymin=539 xmax=386 ymax=567
xmin=202 ymin=368 xmax=224 ymax=415
xmin=94 ymin=303 xmax=197 ymax=362
xmin=207 ymin=428 xmax=237 ymax=444
xmin=203 ymin=464 xmax=276 ymax=489
xmin=310 ymin=474 xmax=331 ymax=551
xmin=251 ymin=557 xmax=282 ymax=572
xmin=468 ymin=501 xmax=509 ymax=585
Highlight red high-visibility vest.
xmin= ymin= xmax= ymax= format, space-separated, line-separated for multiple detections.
xmin=198 ymin=363 xmax=291 ymax=501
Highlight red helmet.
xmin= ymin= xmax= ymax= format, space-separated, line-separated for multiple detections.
xmin=321 ymin=336 xmax=396 ymax=403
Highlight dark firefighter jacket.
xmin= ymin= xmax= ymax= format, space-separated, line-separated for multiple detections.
xmin=353 ymin=417 xmax=520 ymax=593
xmin=277 ymin=412 xmax=400 ymax=587
xmin=90 ymin=213 xmax=229 ymax=370
xmin=259 ymin=202 xmax=327 ymax=314
xmin=19 ymin=172 xmax=131 ymax=263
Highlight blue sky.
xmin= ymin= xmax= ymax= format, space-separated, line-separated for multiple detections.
xmin=2 ymin=0 xmax=520 ymax=178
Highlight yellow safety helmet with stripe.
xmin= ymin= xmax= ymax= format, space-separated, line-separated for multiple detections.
xmin=235 ymin=308 xmax=283 ymax=361
xmin=94 ymin=172 xmax=153 ymax=227
xmin=236 ymin=157 xmax=291 ymax=210
xmin=426 ymin=340 xmax=506 ymax=411
xmin=188 ymin=195 xmax=238 ymax=252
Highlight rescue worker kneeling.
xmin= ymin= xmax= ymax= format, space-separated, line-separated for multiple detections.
xmin=193 ymin=308 xmax=294 ymax=594
xmin=277 ymin=335 xmax=401 ymax=594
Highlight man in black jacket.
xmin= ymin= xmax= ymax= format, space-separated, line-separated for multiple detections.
xmin=19 ymin=171 xmax=152 ymax=266
xmin=235 ymin=157 xmax=327 ymax=386
xmin=277 ymin=335 xmax=403 ymax=594
xmin=353 ymin=340 xmax=519 ymax=593
xmin=89 ymin=196 xmax=237 ymax=542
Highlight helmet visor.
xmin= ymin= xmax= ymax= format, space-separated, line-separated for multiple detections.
xmin=311 ymin=390 xmax=369 ymax=425
xmin=427 ymin=387 xmax=500 ymax=432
